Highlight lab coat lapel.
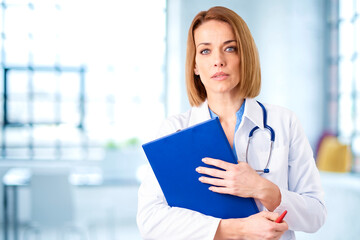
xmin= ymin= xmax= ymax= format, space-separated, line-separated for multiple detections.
xmin=235 ymin=98 xmax=265 ymax=163
xmin=188 ymin=100 xmax=211 ymax=127
xmin=243 ymin=98 xmax=265 ymax=130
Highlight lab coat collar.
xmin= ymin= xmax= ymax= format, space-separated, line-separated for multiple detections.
xmin=189 ymin=98 xmax=264 ymax=129
xmin=188 ymin=100 xmax=211 ymax=126
xmin=243 ymin=98 xmax=265 ymax=130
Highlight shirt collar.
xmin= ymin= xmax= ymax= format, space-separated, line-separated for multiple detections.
xmin=189 ymin=98 xmax=264 ymax=130
xmin=208 ymin=100 xmax=245 ymax=121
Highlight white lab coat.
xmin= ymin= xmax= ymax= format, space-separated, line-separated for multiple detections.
xmin=137 ymin=98 xmax=326 ymax=240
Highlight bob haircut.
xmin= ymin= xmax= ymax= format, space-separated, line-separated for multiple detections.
xmin=185 ymin=6 xmax=261 ymax=106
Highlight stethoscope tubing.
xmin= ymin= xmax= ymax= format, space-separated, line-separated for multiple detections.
xmin=245 ymin=101 xmax=275 ymax=174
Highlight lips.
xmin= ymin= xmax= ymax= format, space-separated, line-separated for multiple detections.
xmin=211 ymin=71 xmax=229 ymax=80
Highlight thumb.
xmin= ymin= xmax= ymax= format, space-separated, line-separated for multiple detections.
xmin=259 ymin=211 xmax=279 ymax=221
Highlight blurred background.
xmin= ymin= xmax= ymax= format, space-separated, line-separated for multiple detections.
xmin=0 ymin=0 xmax=359 ymax=239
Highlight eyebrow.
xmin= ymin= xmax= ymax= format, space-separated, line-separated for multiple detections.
xmin=196 ymin=39 xmax=237 ymax=48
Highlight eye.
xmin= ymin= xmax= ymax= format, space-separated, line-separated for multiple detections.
xmin=200 ymin=49 xmax=210 ymax=55
xmin=225 ymin=46 xmax=237 ymax=52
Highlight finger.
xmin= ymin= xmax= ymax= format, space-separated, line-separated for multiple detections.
xmin=208 ymin=186 xmax=234 ymax=195
xmin=202 ymin=157 xmax=234 ymax=170
xmin=196 ymin=166 xmax=227 ymax=178
xmin=275 ymin=221 xmax=289 ymax=232
xmin=272 ymin=231 xmax=286 ymax=240
xmin=198 ymin=176 xmax=227 ymax=187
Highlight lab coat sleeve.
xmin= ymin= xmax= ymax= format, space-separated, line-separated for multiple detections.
xmin=274 ymin=113 xmax=327 ymax=233
xmin=137 ymin=119 xmax=221 ymax=240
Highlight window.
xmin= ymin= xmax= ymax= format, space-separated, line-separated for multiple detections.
xmin=327 ymin=0 xmax=360 ymax=171
xmin=0 ymin=0 xmax=167 ymax=161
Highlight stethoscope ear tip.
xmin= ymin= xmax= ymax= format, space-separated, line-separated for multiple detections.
xmin=264 ymin=169 xmax=270 ymax=173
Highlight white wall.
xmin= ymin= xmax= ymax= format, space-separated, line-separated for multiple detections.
xmin=166 ymin=0 xmax=326 ymax=148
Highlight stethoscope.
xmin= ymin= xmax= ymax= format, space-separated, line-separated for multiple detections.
xmin=245 ymin=101 xmax=275 ymax=174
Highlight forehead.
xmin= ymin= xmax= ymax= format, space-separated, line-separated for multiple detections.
xmin=194 ymin=20 xmax=235 ymax=44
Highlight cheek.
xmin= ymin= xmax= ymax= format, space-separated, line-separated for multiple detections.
xmin=232 ymin=58 xmax=240 ymax=69
xmin=230 ymin=62 xmax=241 ymax=77
xmin=195 ymin=58 xmax=209 ymax=75
xmin=195 ymin=56 xmax=202 ymax=69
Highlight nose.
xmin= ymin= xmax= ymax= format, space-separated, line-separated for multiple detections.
xmin=213 ymin=50 xmax=225 ymax=67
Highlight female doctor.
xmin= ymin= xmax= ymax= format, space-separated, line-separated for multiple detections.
xmin=137 ymin=6 xmax=326 ymax=240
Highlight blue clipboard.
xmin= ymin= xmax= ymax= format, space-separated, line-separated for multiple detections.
xmin=142 ymin=118 xmax=259 ymax=219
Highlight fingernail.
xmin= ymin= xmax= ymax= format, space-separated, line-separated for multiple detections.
xmin=198 ymin=177 xmax=203 ymax=181
xmin=209 ymin=187 xmax=213 ymax=191
xmin=195 ymin=167 xmax=200 ymax=172
xmin=202 ymin=158 xmax=207 ymax=162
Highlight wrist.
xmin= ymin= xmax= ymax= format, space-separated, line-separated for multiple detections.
xmin=255 ymin=178 xmax=281 ymax=211
xmin=253 ymin=177 xmax=268 ymax=200
xmin=214 ymin=219 xmax=246 ymax=240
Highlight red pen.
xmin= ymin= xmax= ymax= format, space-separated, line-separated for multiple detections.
xmin=275 ymin=210 xmax=287 ymax=223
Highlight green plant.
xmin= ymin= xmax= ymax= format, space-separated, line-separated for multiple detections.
xmin=105 ymin=140 xmax=119 ymax=149
xmin=105 ymin=137 xmax=140 ymax=150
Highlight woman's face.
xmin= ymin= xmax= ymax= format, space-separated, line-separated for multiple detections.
xmin=194 ymin=20 xmax=241 ymax=99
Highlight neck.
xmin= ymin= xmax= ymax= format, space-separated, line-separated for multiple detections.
xmin=207 ymin=94 xmax=244 ymax=121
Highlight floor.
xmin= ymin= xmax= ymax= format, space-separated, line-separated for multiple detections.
xmin=2 ymin=171 xmax=360 ymax=240
xmin=1 ymin=184 xmax=142 ymax=240
xmin=2 ymin=223 xmax=141 ymax=240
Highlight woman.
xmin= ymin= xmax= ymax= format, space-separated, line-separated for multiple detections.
xmin=137 ymin=6 xmax=326 ymax=240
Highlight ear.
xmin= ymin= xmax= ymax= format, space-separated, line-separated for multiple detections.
xmin=194 ymin=65 xmax=199 ymax=75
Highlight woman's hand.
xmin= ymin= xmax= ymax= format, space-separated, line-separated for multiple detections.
xmin=196 ymin=157 xmax=281 ymax=211
xmin=214 ymin=211 xmax=289 ymax=240
xmin=196 ymin=158 xmax=260 ymax=198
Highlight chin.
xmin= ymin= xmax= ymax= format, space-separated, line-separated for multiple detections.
xmin=216 ymin=85 xmax=237 ymax=93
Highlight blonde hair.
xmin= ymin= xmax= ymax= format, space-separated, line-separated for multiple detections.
xmin=185 ymin=6 xmax=261 ymax=106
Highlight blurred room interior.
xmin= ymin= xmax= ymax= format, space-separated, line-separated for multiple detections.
xmin=1 ymin=0 xmax=360 ymax=239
